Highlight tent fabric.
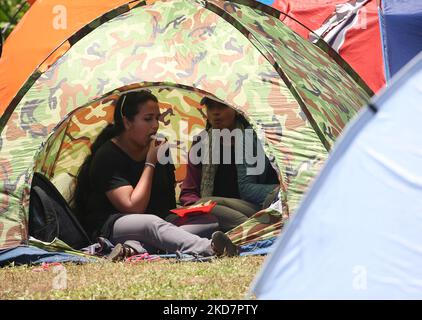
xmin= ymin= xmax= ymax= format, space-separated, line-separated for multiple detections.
xmin=310 ymin=0 xmax=370 ymax=51
xmin=379 ymin=0 xmax=422 ymax=79
xmin=0 ymin=0 xmax=370 ymax=250
xmin=227 ymin=205 xmax=284 ymax=245
xmin=0 ymin=0 xmax=136 ymax=114
xmin=239 ymin=237 xmax=276 ymax=256
xmin=0 ymin=0 xmax=379 ymax=121
xmin=261 ymin=0 xmax=385 ymax=93
xmin=252 ymin=52 xmax=422 ymax=299
xmin=0 ymin=245 xmax=91 ymax=267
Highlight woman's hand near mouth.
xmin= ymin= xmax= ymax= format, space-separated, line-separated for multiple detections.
xmin=146 ymin=136 xmax=168 ymax=164
xmin=150 ymin=133 xmax=167 ymax=146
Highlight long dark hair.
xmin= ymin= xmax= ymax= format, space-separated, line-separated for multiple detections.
xmin=73 ymin=90 xmax=158 ymax=219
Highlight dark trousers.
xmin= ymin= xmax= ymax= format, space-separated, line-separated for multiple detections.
xmin=196 ymin=197 xmax=260 ymax=232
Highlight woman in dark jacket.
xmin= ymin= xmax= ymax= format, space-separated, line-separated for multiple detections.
xmin=180 ymin=97 xmax=279 ymax=232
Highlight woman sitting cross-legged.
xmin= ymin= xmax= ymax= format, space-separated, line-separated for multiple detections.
xmin=73 ymin=91 xmax=238 ymax=260
xmin=180 ymin=97 xmax=279 ymax=232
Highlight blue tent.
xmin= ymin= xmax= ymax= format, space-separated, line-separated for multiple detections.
xmin=379 ymin=0 xmax=422 ymax=79
xmin=251 ymin=52 xmax=422 ymax=299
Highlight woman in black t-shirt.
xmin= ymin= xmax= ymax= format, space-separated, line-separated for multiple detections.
xmin=73 ymin=91 xmax=238 ymax=259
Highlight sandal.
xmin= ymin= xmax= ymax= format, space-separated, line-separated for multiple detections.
xmin=107 ymin=243 xmax=137 ymax=262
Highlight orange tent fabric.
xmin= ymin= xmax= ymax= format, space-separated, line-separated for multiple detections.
xmin=0 ymin=0 xmax=132 ymax=114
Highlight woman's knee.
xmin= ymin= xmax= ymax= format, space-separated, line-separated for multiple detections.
xmin=113 ymin=214 xmax=163 ymax=234
xmin=196 ymin=196 xmax=229 ymax=206
xmin=195 ymin=197 xmax=214 ymax=203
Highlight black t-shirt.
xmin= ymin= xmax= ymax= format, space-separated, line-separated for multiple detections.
xmin=212 ymin=144 xmax=240 ymax=199
xmin=82 ymin=140 xmax=176 ymax=238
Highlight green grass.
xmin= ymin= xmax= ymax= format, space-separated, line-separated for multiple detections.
xmin=0 ymin=256 xmax=265 ymax=300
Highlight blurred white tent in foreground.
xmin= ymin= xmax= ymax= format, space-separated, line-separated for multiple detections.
xmin=252 ymin=52 xmax=422 ymax=299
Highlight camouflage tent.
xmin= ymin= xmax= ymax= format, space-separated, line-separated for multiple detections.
xmin=0 ymin=0 xmax=371 ymax=250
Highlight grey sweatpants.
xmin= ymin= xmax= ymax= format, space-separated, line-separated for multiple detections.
xmin=111 ymin=214 xmax=215 ymax=256
xmin=197 ymin=197 xmax=260 ymax=232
